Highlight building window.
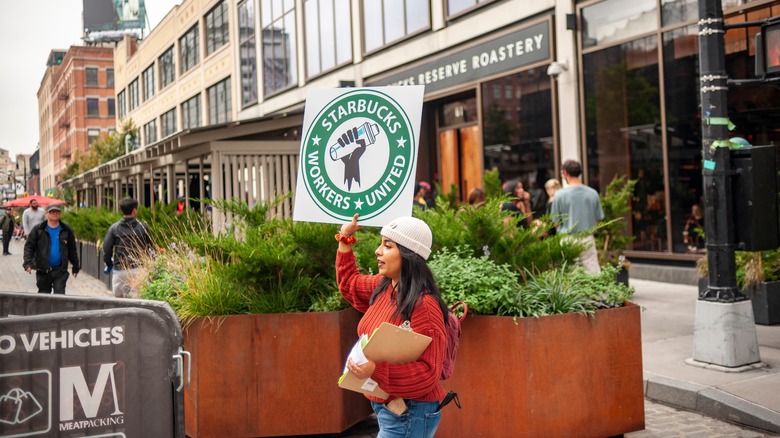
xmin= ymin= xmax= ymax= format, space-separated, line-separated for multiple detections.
xmin=108 ymin=98 xmax=116 ymax=117
xmin=446 ymin=0 xmax=493 ymax=18
xmin=582 ymin=0 xmax=657 ymax=49
xmin=88 ymin=129 xmax=100 ymax=147
xmin=143 ymin=65 xmax=155 ymax=101
xmin=261 ymin=0 xmax=297 ymax=95
xmin=208 ymin=77 xmax=231 ymax=124
xmin=182 ymin=94 xmax=201 ymax=129
xmin=86 ymin=98 xmax=99 ymax=117
xmin=180 ymin=24 xmax=200 ymax=74
xmin=238 ymin=0 xmax=257 ymax=107
xmin=161 ymin=108 xmax=177 ymax=138
xmin=481 ymin=70 xmax=554 ymax=218
xmin=86 ymin=67 xmax=99 ymax=86
xmin=583 ymin=36 xmax=663 ymax=250
xmin=159 ymin=46 xmax=175 ymax=88
xmin=206 ymin=0 xmax=229 ymax=56
xmin=144 ymin=120 xmax=158 ymax=145
xmin=128 ymin=78 xmax=139 ymax=111
xmin=107 ymin=68 xmax=114 ymax=87
xmin=117 ymin=90 xmax=126 ymax=118
xmin=362 ymin=0 xmax=429 ymax=53
xmin=304 ymin=0 xmax=352 ymax=78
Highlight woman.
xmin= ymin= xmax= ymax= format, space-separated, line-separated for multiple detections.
xmin=336 ymin=214 xmax=448 ymax=437
xmin=467 ymin=187 xmax=486 ymax=208
xmin=501 ymin=180 xmax=533 ymax=228
xmin=544 ymin=178 xmax=562 ymax=214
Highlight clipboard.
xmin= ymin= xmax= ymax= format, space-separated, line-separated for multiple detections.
xmin=362 ymin=322 xmax=432 ymax=363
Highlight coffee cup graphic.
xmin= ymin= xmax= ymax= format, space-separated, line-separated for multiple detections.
xmin=329 ymin=122 xmax=381 ymax=161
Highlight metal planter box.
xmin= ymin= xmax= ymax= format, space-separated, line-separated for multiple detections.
xmin=183 ymin=308 xmax=372 ymax=437
xmin=438 ymin=302 xmax=645 ymax=437
xmin=747 ymin=280 xmax=780 ymax=325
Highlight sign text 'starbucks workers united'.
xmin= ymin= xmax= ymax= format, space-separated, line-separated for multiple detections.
xmin=294 ymin=87 xmax=424 ymax=226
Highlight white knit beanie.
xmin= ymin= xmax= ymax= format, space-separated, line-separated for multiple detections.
xmin=380 ymin=217 xmax=432 ymax=260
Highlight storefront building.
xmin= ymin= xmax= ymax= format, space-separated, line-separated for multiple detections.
xmin=64 ymin=0 xmax=780 ymax=259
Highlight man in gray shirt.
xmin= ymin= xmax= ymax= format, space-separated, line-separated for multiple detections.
xmin=22 ymin=199 xmax=46 ymax=239
xmin=551 ymin=159 xmax=604 ymax=273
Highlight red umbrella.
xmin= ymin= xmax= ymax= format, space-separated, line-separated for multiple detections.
xmin=3 ymin=195 xmax=66 ymax=208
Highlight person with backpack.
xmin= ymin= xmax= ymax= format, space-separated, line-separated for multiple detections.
xmin=103 ymin=198 xmax=153 ymax=298
xmin=22 ymin=204 xmax=80 ymax=294
xmin=336 ymin=214 xmax=449 ymax=438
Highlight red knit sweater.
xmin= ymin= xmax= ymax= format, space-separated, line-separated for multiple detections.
xmin=336 ymin=250 xmax=447 ymax=403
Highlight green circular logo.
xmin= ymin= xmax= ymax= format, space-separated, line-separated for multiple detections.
xmin=301 ymin=89 xmax=416 ymax=221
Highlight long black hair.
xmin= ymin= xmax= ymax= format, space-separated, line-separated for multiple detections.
xmin=369 ymin=243 xmax=449 ymax=325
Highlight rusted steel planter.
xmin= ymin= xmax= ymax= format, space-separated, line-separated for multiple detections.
xmin=183 ymin=308 xmax=372 ymax=437
xmin=439 ymin=302 xmax=644 ymax=437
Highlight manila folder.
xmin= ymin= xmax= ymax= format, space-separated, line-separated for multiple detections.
xmin=362 ymin=322 xmax=432 ymax=364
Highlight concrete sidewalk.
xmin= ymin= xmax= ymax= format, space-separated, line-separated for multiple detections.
xmin=632 ymin=278 xmax=780 ymax=433
xmin=0 ymin=237 xmax=111 ymax=298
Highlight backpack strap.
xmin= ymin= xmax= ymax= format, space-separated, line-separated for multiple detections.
xmin=450 ymin=301 xmax=468 ymax=323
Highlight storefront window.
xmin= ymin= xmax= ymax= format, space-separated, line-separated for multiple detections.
xmin=582 ymin=0 xmax=657 ymax=49
xmin=583 ymin=36 xmax=664 ymax=251
xmin=663 ymin=25 xmax=704 ymax=253
xmin=481 ymin=68 xmax=554 ymax=215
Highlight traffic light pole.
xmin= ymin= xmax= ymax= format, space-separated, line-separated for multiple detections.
xmin=692 ymin=0 xmax=761 ymax=369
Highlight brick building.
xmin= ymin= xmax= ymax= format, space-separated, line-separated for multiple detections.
xmin=40 ymin=46 xmax=116 ymax=191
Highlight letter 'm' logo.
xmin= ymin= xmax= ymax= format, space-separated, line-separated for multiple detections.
xmin=59 ymin=363 xmax=123 ymax=421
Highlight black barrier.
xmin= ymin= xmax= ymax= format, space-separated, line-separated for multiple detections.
xmin=0 ymin=293 xmax=186 ymax=438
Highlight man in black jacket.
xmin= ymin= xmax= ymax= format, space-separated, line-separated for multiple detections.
xmin=0 ymin=206 xmax=15 ymax=255
xmin=103 ymin=197 xmax=153 ymax=298
xmin=23 ymin=204 xmax=80 ymax=294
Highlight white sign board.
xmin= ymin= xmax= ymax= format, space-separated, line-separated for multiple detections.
xmin=293 ymin=86 xmax=425 ymax=227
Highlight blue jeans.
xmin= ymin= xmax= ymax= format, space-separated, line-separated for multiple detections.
xmin=371 ymin=400 xmax=442 ymax=438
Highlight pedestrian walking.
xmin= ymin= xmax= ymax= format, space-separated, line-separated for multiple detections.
xmin=336 ymin=214 xmax=449 ymax=438
xmin=103 ymin=198 xmax=153 ymax=298
xmin=22 ymin=204 xmax=80 ymax=294
xmin=0 ymin=207 xmax=16 ymax=255
xmin=550 ymin=159 xmax=604 ymax=273
xmin=22 ymin=199 xmax=46 ymax=238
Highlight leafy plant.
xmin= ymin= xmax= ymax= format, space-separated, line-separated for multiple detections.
xmin=483 ymin=168 xmax=503 ymax=200
xmin=417 ymin=197 xmax=584 ymax=280
xmin=61 ymin=207 xmax=122 ymax=242
xmin=594 ymin=175 xmax=638 ymax=266
xmin=430 ymin=248 xmax=634 ymax=318
xmin=429 ymin=246 xmax=521 ymax=315
xmin=508 ymin=264 xmax=634 ymax=317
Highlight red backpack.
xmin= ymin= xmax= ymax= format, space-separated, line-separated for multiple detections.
xmin=441 ymin=301 xmax=467 ymax=380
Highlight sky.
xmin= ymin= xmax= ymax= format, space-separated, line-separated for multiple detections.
xmin=0 ymin=0 xmax=180 ymax=160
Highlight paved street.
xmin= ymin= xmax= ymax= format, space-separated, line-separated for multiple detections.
xmin=0 ymin=237 xmax=111 ymax=297
xmin=330 ymin=399 xmax=779 ymax=438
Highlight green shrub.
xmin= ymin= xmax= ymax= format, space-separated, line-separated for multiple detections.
xmin=62 ymin=207 xmax=122 ymax=242
xmin=430 ymin=249 xmax=634 ymax=318
xmin=416 ymin=198 xmax=584 ymax=279
xmin=506 ymin=264 xmax=634 ymax=317
xmin=429 ymin=246 xmax=520 ymax=315
xmin=594 ymin=175 xmax=637 ymax=266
